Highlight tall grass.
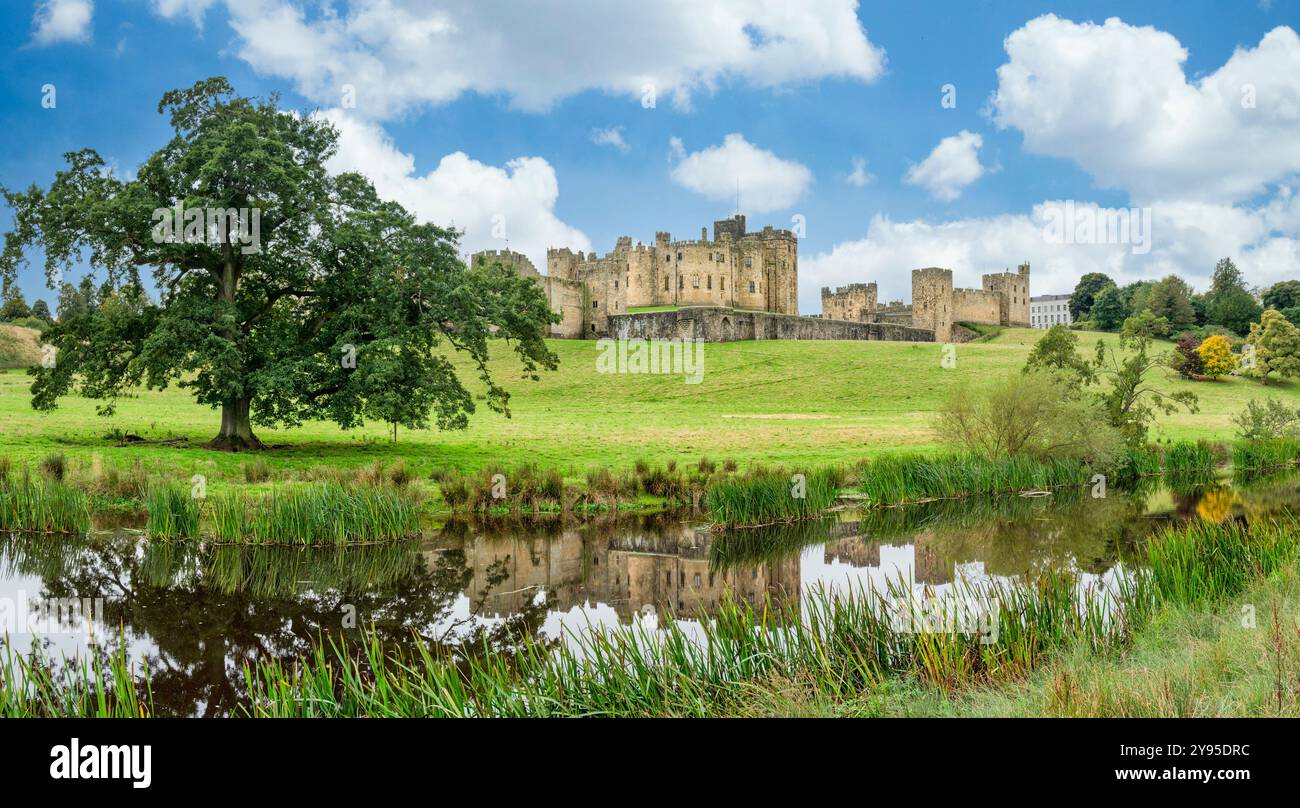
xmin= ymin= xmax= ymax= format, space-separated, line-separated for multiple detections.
xmin=0 ymin=641 xmax=150 ymax=718
xmin=857 ymin=453 xmax=1089 ymax=506
xmin=1233 ymin=439 xmax=1300 ymax=472
xmin=0 ymin=476 xmax=90 ymax=534
xmin=209 ymin=483 xmax=421 ymax=545
xmin=704 ymin=467 xmax=840 ymax=528
xmin=144 ymin=482 xmax=201 ymax=539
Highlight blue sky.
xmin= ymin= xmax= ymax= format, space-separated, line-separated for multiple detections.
xmin=3 ymin=0 xmax=1300 ymax=312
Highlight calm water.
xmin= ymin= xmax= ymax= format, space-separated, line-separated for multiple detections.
xmin=3 ymin=472 xmax=1299 ymax=715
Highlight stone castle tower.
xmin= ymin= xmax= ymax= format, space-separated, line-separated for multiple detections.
xmin=910 ymin=268 xmax=955 ymax=343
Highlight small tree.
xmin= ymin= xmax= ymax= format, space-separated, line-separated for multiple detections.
xmin=1195 ymin=334 xmax=1237 ymax=379
xmin=1092 ymin=312 xmax=1198 ymax=447
xmin=1245 ymin=308 xmax=1300 ymax=385
xmin=1170 ymin=333 xmax=1204 ymax=379
xmin=1233 ymin=398 xmax=1300 ymax=441
xmin=1023 ymin=324 xmax=1093 ymax=385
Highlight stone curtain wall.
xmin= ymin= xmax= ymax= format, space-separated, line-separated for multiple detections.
xmin=950 ymin=287 xmax=1002 ymax=326
xmin=821 ymin=282 xmax=878 ymax=321
xmin=608 ymin=307 xmax=933 ymax=343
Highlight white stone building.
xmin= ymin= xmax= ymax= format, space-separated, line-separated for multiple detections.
xmin=1030 ymin=294 xmax=1072 ymax=329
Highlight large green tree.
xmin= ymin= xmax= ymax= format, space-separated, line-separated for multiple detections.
xmin=1146 ymin=275 xmax=1196 ymax=332
xmin=0 ymin=285 xmax=31 ymax=321
xmin=1262 ymin=279 xmax=1300 ymax=311
xmin=1089 ymin=285 xmax=1128 ymax=331
xmin=1068 ymin=272 xmax=1115 ymax=321
xmin=1203 ymin=257 xmax=1261 ymax=335
xmin=0 ymin=78 xmax=558 ymax=449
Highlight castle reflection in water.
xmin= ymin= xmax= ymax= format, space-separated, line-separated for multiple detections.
xmin=428 ymin=508 xmax=1102 ymax=625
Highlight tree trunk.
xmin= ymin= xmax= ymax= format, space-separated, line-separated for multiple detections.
xmin=209 ymin=397 xmax=263 ymax=451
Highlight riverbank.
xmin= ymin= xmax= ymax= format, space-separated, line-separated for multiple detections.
xmin=3 ymin=329 xmax=1295 ymax=480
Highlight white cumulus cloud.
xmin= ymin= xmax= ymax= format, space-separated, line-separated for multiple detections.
xmin=316 ymin=109 xmax=590 ymax=272
xmin=152 ymin=0 xmax=886 ymax=117
xmin=668 ymin=133 xmax=813 ymax=213
xmin=31 ymin=0 xmax=93 ymax=45
xmin=903 ymin=130 xmax=986 ymax=201
xmin=800 ymin=195 xmax=1300 ymax=313
xmin=990 ymin=14 xmax=1300 ymax=202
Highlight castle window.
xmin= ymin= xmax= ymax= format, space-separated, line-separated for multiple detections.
xmin=678 ymin=277 xmax=684 ymax=290
xmin=614 ymin=280 xmax=618 ymax=289
xmin=677 ymin=252 xmax=683 ymax=261
xmin=593 ymin=301 xmax=599 ymax=308
xmin=707 ymin=276 xmax=712 ymax=290
xmin=748 ymin=281 xmax=756 ymax=293
xmin=744 ymin=257 xmax=753 ymax=268
xmin=664 ymin=277 xmax=669 ymax=291
xmin=720 ymin=277 xmax=725 ymax=290
xmin=692 ymin=277 xmax=699 ymax=288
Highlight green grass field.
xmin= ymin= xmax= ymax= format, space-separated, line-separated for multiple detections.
xmin=0 ymin=327 xmax=1293 ymax=483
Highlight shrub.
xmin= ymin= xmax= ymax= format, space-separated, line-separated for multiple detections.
xmin=938 ymin=369 xmax=1122 ymax=466
xmin=243 ymin=459 xmax=272 ymax=483
xmin=38 ymin=452 xmax=67 ymax=482
xmin=1232 ymin=397 xmax=1300 ymax=441
xmin=1169 ymin=333 xmax=1204 ymax=378
xmin=1196 ymin=334 xmax=1237 ymax=378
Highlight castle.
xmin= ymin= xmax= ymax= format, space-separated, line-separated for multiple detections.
xmin=474 ymin=214 xmax=797 ymax=339
xmin=472 ymin=215 xmax=1028 ymax=344
xmin=821 ymin=263 xmax=1031 ymax=342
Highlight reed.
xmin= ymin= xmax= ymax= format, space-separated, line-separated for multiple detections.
xmin=1162 ymin=440 xmax=1218 ymax=474
xmin=144 ymin=482 xmax=202 ymax=539
xmin=704 ymin=467 xmax=839 ymax=528
xmin=0 ymin=476 xmax=90 ymax=535
xmin=1232 ymin=439 xmax=1300 ymax=472
xmin=857 ymin=453 xmax=1089 ymax=506
xmin=0 ymin=641 xmax=150 ymax=718
xmin=210 ymin=484 xmax=421 ymax=545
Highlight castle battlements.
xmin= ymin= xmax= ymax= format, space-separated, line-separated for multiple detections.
xmin=822 ymin=263 xmax=1030 ymax=342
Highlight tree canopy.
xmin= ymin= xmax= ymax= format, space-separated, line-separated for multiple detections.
xmin=0 ymin=78 xmax=559 ymax=449
xmin=1068 ymin=272 xmax=1114 ymax=321
xmin=1262 ymin=280 xmax=1300 ymax=311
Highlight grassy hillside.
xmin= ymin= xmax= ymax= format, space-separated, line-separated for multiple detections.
xmin=0 ymin=324 xmax=41 ymax=369
xmin=0 ymin=327 xmax=1294 ymax=479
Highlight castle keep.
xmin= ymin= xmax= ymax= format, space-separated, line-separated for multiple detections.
xmin=473 ymin=215 xmax=1028 ymax=344
xmin=822 ymin=262 xmax=1030 ymax=342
